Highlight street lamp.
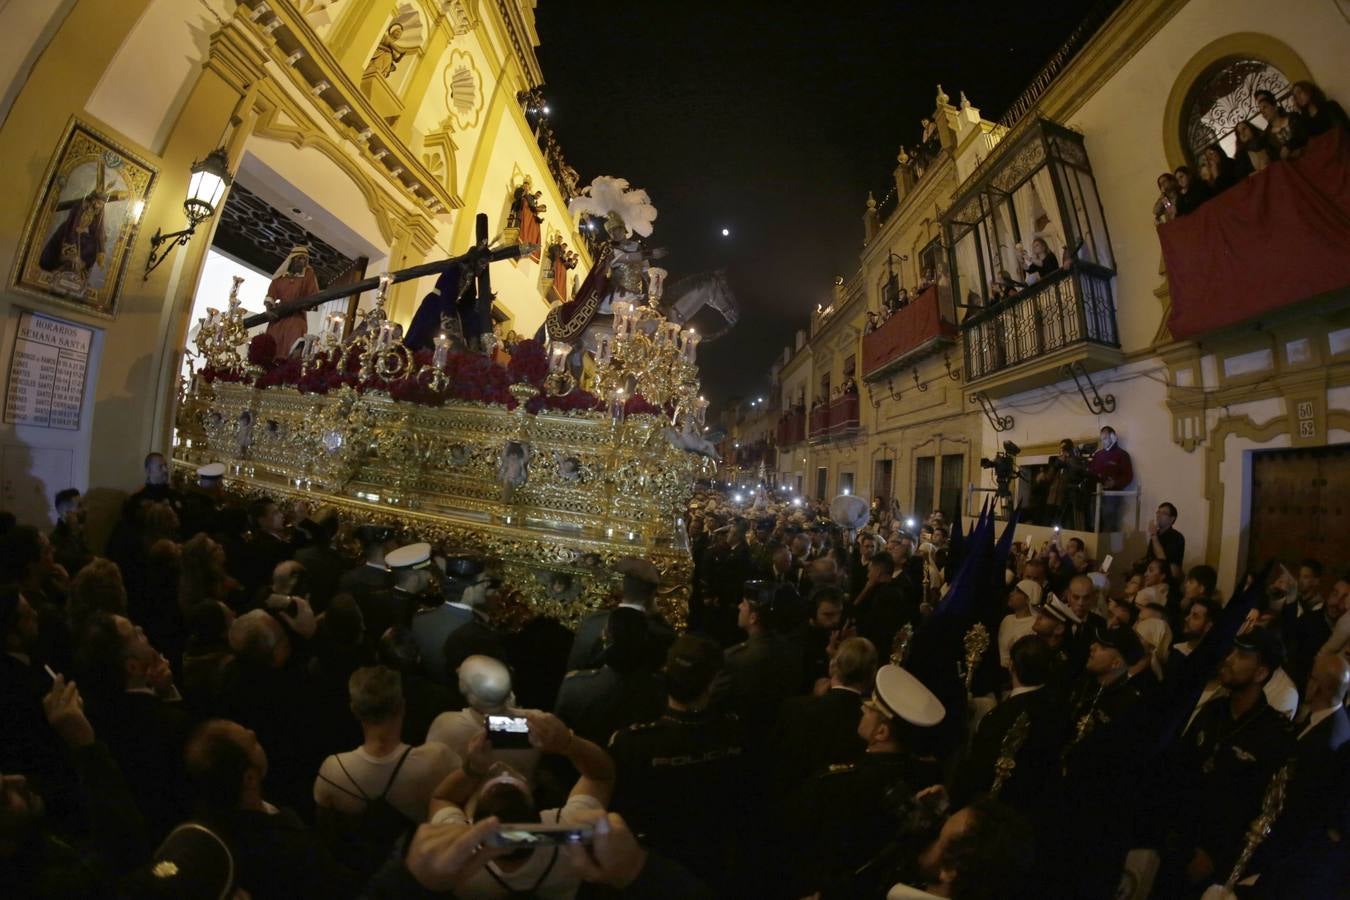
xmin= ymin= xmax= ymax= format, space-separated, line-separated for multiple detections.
xmin=144 ymin=147 xmax=232 ymax=278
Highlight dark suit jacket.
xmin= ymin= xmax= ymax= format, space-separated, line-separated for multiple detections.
xmin=337 ymin=563 xmax=393 ymax=603
xmin=773 ymin=687 xmax=864 ymax=789
xmin=293 ymin=543 xmax=349 ymax=611
xmin=85 ymin=690 xmax=193 ymax=837
xmin=951 ymin=686 xmax=1069 ymax=813
xmin=566 ymin=606 xmax=675 ymax=672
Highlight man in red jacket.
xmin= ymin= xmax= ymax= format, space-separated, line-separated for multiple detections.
xmin=1088 ymin=426 xmax=1134 ymax=532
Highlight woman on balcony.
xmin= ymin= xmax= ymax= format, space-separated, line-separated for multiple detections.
xmin=1233 ymin=121 xmax=1274 ymax=177
xmin=1200 ymin=144 xmax=1239 ymax=193
xmin=1291 ymin=80 xmax=1350 ymax=138
xmin=1153 ymin=172 xmax=1180 ymax=223
xmin=1255 ymin=89 xmax=1308 ymax=159
xmin=1172 ymin=165 xmax=1210 ymax=216
xmin=1019 ymin=238 xmax=1059 ymax=284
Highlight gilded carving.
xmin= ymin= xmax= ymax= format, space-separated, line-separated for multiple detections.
xmin=173 ymin=378 xmax=707 ymax=625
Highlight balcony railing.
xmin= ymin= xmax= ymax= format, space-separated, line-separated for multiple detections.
xmin=862 ymin=284 xmax=958 ymax=380
xmin=777 ymin=409 xmax=806 ymax=446
xmin=962 ymin=263 xmax=1119 ymax=382
xmin=808 ymin=406 xmax=830 ymax=441
xmin=828 ymin=392 xmax=860 ymax=436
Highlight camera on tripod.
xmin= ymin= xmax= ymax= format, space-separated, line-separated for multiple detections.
xmin=980 ymin=440 xmax=1022 ymax=498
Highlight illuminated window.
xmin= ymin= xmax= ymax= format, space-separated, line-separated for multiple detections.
xmin=1182 ymin=57 xmax=1291 ymax=162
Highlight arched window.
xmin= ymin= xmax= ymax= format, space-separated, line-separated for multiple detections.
xmin=1182 ymin=57 xmax=1291 ymax=162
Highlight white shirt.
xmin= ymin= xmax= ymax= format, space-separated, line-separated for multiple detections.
xmin=997 ymin=613 xmax=1036 ymax=667
xmin=1263 ymin=668 xmax=1299 ymax=720
xmin=314 ymin=742 xmax=458 ymax=823
xmin=430 ymin=793 xmax=603 ymax=899
xmin=887 ymin=882 xmax=947 ymax=899
xmin=426 ymin=708 xmax=541 ymax=783
xmin=1008 ymin=684 xmax=1043 ymax=700
xmin=1134 ymin=616 xmax=1172 ymax=680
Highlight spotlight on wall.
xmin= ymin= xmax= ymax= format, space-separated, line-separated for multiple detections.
xmin=144 ymin=147 xmax=232 ymax=279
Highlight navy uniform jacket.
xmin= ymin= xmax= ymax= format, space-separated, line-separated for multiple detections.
xmin=608 ymin=707 xmax=746 ymax=886
xmin=783 ymin=752 xmax=930 ymax=897
xmin=409 ymin=603 xmax=474 ymax=682
xmin=358 ymin=587 xmax=419 ymax=650
xmin=1254 ymin=705 xmax=1350 ymax=897
xmin=708 ymin=633 xmax=801 ymax=737
xmin=554 ymin=665 xmax=665 ymax=746
xmin=772 ymin=686 xmax=864 ymax=790
xmin=1174 ymin=693 xmax=1296 ymax=875
xmin=337 ymin=563 xmax=393 ymax=603
xmin=566 ymin=606 xmax=675 ymax=672
xmin=951 ymin=684 xmax=1069 ymax=813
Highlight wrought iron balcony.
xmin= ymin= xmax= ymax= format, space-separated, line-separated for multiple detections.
xmin=862 ymin=284 xmax=958 ymax=380
xmin=961 ymin=263 xmax=1120 ymax=388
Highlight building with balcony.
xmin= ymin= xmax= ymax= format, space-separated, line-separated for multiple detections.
xmin=772 ymin=0 xmax=1349 ymax=592
xmin=0 ymin=0 xmax=593 ymax=532
xmin=943 ymin=0 xmax=1350 ymax=589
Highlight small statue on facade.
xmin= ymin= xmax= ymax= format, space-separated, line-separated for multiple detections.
xmin=364 ymin=21 xmax=407 ymax=79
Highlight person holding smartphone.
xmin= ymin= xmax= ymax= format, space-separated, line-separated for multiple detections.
xmin=422 ymin=710 xmax=615 ymax=898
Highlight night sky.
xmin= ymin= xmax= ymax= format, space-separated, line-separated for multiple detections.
xmin=536 ymin=1 xmax=1092 ymax=408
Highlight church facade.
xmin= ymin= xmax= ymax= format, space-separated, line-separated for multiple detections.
xmin=0 ymin=0 xmax=588 ymax=534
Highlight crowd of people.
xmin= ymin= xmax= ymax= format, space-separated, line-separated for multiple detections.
xmin=2 ymin=452 xmax=1348 ymax=899
xmin=1154 ymin=81 xmax=1348 ymax=223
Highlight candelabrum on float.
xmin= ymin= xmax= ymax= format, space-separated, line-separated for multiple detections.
xmin=588 ymin=301 xmax=704 ymax=425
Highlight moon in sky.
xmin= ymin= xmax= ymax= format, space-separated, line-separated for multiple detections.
xmin=720 ymin=227 xmax=730 ymax=237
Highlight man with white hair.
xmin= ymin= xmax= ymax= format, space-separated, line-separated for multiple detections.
xmin=426 ymin=655 xmax=540 ymax=782
xmin=997 ymin=581 xmax=1039 ymax=670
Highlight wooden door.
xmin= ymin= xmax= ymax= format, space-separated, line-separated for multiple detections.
xmin=1247 ymin=444 xmax=1350 ymax=578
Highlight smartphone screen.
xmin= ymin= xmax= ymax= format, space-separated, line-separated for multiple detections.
xmin=487 ymin=823 xmax=594 ymax=849
xmin=486 ymin=714 xmax=531 ymax=749
xmin=1100 ymin=554 xmax=1114 ymax=574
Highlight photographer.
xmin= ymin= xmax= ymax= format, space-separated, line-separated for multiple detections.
xmin=1045 ymin=439 xmax=1090 ymax=531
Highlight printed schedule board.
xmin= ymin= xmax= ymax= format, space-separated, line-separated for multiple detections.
xmin=4 ymin=310 xmax=92 ymax=431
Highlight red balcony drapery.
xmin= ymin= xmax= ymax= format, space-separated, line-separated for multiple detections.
xmin=862 ymin=284 xmax=957 ymax=377
xmin=778 ymin=409 xmax=805 ymax=445
xmin=1159 ymin=129 xmax=1350 ymax=340
xmin=808 ymin=406 xmax=829 ymax=439
xmin=828 ymin=393 xmax=859 ymax=434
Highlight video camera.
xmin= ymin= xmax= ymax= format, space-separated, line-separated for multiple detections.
xmin=980 ymin=440 xmax=1023 ymax=498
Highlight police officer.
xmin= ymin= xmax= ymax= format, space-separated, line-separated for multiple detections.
xmin=567 ymin=557 xmax=674 ymax=672
xmin=608 ymin=634 xmax=746 ymax=892
xmin=1165 ymin=626 xmax=1296 ymax=894
xmin=361 ymin=542 xmax=435 ymax=652
xmin=1031 ymin=592 xmax=1083 ymax=695
xmin=782 ymin=664 xmax=945 ymax=898
xmin=410 ymin=555 xmax=486 ymax=682
xmin=179 ymin=462 xmax=227 ymax=538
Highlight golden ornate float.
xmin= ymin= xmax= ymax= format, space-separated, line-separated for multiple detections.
xmin=173 ymin=182 xmax=729 ymax=627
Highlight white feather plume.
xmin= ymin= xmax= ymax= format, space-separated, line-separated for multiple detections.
xmin=568 ymin=175 xmax=658 ymax=237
